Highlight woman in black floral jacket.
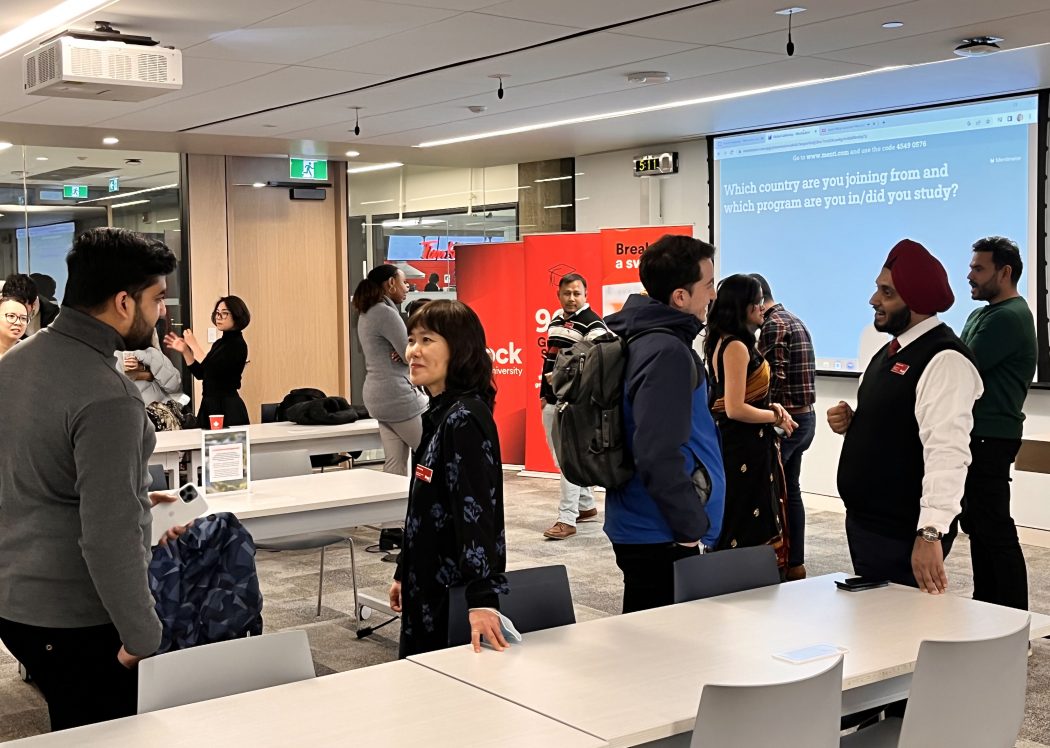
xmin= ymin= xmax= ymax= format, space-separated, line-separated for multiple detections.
xmin=390 ymin=300 xmax=508 ymax=657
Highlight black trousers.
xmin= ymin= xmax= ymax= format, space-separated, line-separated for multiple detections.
xmin=960 ymin=436 xmax=1028 ymax=610
xmin=0 ymin=618 xmax=137 ymax=731
xmin=845 ymin=515 xmax=955 ymax=588
xmin=612 ymin=542 xmax=700 ymax=613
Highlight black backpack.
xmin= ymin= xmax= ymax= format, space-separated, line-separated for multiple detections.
xmin=550 ymin=329 xmax=697 ymax=490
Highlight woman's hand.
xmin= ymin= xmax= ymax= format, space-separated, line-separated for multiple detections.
xmin=164 ymin=332 xmax=195 ymax=364
xmin=389 ymin=581 xmax=402 ymax=613
xmin=468 ymin=609 xmax=509 ymax=653
xmin=770 ymin=403 xmax=796 ymax=437
xmin=123 ymin=354 xmax=140 ymax=372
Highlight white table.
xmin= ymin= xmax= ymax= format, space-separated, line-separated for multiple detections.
xmin=410 ymin=574 xmax=1050 ymax=747
xmin=206 ymin=469 xmax=409 ymax=623
xmin=4 ymin=660 xmax=607 ymax=748
xmin=149 ymin=420 xmax=383 ymax=487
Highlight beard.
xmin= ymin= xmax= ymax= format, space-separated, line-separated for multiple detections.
xmin=874 ymin=305 xmax=911 ymax=336
xmin=970 ymin=278 xmax=1000 ymax=301
xmin=122 ymin=304 xmax=155 ymax=349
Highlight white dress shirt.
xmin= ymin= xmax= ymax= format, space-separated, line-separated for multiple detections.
xmin=860 ymin=317 xmax=983 ymax=533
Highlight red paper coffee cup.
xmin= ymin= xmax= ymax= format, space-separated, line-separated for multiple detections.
xmin=209 ymin=415 xmax=225 ymax=430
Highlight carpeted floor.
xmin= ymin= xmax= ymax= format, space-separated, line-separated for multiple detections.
xmin=3 ymin=472 xmax=1050 ymax=744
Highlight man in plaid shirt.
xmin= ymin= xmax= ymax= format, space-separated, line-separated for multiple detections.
xmin=752 ymin=274 xmax=815 ymax=580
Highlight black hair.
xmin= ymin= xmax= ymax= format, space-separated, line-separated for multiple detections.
xmin=750 ymin=273 xmax=774 ymax=304
xmin=405 ymin=298 xmax=432 ymax=317
xmin=213 ymin=295 xmax=251 ymax=330
xmin=2 ymin=274 xmax=38 ymax=307
xmin=353 ymin=264 xmax=401 ymax=314
xmin=0 ymin=296 xmax=30 ymax=318
xmin=703 ymin=274 xmax=763 ymax=364
xmin=406 ymin=299 xmax=496 ymax=409
xmin=559 ymin=273 xmax=587 ymax=290
xmin=639 ymin=235 xmax=716 ymax=304
xmin=29 ymin=273 xmax=56 ymax=300
xmin=63 ymin=228 xmax=177 ymax=311
xmin=428 ymin=273 xmax=440 ymax=283
xmin=972 ymin=236 xmax=1023 ymax=286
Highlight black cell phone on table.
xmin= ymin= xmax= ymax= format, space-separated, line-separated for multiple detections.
xmin=835 ymin=576 xmax=889 ymax=592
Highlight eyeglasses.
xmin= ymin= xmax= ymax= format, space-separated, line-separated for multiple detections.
xmin=213 ymin=311 xmax=231 ymax=319
xmin=3 ymin=313 xmax=29 ymax=326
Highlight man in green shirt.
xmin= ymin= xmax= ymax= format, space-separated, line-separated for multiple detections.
xmin=960 ymin=236 xmax=1035 ymax=610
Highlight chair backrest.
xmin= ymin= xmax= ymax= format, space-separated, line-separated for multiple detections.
xmin=692 ymin=655 xmax=843 ymax=748
xmin=673 ymin=545 xmax=780 ymax=603
xmin=137 ymin=630 xmax=315 ymax=713
xmin=897 ymin=617 xmax=1030 ymax=748
xmin=147 ymin=464 xmax=169 ymax=492
xmin=447 ymin=565 xmax=575 ymax=647
xmin=250 ymin=449 xmax=313 ymax=480
xmin=260 ymin=402 xmax=280 ymax=423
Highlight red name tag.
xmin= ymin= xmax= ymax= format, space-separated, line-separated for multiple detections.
xmin=414 ymin=464 xmax=434 ymax=483
xmin=891 ymin=362 xmax=910 ymax=375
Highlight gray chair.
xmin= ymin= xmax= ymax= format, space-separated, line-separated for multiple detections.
xmin=840 ymin=618 xmax=1030 ymax=747
xmin=673 ymin=545 xmax=780 ymax=603
xmin=138 ymin=630 xmax=315 ymax=713
xmin=690 ymin=655 xmax=843 ymax=747
xmin=447 ymin=565 xmax=575 ymax=647
xmin=251 ymin=450 xmax=359 ymax=617
xmin=147 ymin=464 xmax=169 ymax=491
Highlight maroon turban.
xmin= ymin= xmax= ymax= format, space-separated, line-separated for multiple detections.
xmin=883 ymin=239 xmax=954 ymax=314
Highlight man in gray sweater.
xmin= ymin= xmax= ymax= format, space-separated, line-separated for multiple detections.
xmin=0 ymin=228 xmax=178 ymax=730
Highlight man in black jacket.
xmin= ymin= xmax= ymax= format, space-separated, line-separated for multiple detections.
xmin=603 ymin=235 xmax=726 ymax=612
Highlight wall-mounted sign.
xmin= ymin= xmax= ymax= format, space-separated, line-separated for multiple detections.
xmin=289 ymin=158 xmax=328 ymax=180
xmin=63 ymin=184 xmax=88 ymax=199
xmin=108 ymin=177 xmax=120 ymax=193
xmin=633 ymin=152 xmax=679 ymax=177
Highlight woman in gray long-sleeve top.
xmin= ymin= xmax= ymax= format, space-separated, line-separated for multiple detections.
xmin=353 ymin=265 xmax=427 ymax=475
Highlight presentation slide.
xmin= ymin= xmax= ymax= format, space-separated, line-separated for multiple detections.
xmin=16 ymin=222 xmax=74 ymax=300
xmin=713 ymin=95 xmax=1039 ymax=374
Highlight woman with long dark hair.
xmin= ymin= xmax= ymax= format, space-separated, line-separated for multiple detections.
xmin=164 ymin=296 xmax=250 ymax=429
xmin=353 ymin=265 xmax=427 ymax=475
xmin=389 ymin=299 xmax=508 ymax=657
xmin=704 ymin=274 xmax=796 ymax=566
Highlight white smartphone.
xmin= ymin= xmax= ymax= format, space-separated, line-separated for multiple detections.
xmin=150 ymin=484 xmax=208 ymax=546
xmin=772 ymin=643 xmax=848 ymax=664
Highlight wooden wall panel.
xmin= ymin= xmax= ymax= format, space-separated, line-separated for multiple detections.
xmin=224 ymin=156 xmax=345 ymax=422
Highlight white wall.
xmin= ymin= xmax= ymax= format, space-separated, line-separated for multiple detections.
xmin=575 ymin=139 xmax=709 ymax=236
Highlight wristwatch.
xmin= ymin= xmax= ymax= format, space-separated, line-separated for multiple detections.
xmin=916 ymin=526 xmax=943 ymax=543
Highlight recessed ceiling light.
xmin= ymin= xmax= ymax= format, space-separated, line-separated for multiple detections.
xmin=345 ymin=150 xmax=360 ymax=157
xmin=774 ymin=6 xmax=806 ymax=15
xmin=35 ymin=156 xmax=48 ymax=161
xmin=0 ymin=0 xmax=116 ymax=59
xmin=0 ymin=142 xmax=12 ymax=151
xmin=252 ymin=182 xmax=266 ymax=188
xmin=102 ymin=136 xmax=119 ymax=145
xmin=626 ymin=71 xmax=670 ymax=85
xmin=882 ymin=21 xmax=904 ymax=29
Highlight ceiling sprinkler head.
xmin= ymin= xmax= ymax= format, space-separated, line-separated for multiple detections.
xmin=468 ymin=105 xmax=487 ymax=114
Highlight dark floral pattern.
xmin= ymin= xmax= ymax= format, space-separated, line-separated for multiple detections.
xmin=394 ymin=393 xmax=506 ymax=658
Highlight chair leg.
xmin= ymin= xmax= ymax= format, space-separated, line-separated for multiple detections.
xmin=317 ymin=545 xmax=326 ymax=617
xmin=346 ymin=537 xmax=361 ymax=621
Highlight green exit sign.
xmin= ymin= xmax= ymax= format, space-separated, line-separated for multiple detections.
xmin=289 ymin=158 xmax=327 ymax=180
xmin=63 ymin=184 xmax=88 ymax=199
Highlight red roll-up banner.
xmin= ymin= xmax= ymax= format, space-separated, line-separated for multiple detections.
xmin=455 ymin=241 xmax=528 ymax=465
xmin=599 ymin=225 xmax=693 ymax=314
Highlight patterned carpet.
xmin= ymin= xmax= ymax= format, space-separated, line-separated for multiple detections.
xmin=2 ymin=472 xmax=1050 ymax=744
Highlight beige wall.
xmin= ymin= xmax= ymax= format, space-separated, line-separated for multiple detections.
xmin=185 ymin=155 xmax=350 ymax=422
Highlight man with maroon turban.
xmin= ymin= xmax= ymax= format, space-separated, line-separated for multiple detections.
xmin=828 ymin=239 xmax=983 ymax=593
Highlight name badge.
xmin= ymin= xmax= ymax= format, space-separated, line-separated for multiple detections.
xmin=564 ymin=320 xmax=574 ymax=330
xmin=414 ymin=464 xmax=434 ymax=483
xmin=891 ymin=362 xmax=910 ymax=375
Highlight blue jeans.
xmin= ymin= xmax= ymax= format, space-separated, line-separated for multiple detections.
xmin=780 ymin=411 xmax=815 ymax=567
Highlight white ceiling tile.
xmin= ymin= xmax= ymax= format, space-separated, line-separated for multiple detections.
xmin=0 ymin=98 xmax=143 ymax=126
xmin=184 ymin=0 xmax=461 ymax=64
xmin=479 ymin=0 xmax=698 ymax=28
xmin=302 ymin=13 xmax=581 ymax=75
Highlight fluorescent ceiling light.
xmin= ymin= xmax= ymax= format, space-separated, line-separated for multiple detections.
xmin=78 ymin=183 xmax=178 ymax=204
xmin=111 ymin=199 xmax=149 ymax=208
xmin=345 ymin=150 xmax=360 ymax=157
xmin=102 ymin=136 xmax=119 ymax=145
xmin=0 ymin=142 xmax=12 ymax=151
xmin=381 ymin=218 xmax=446 ymax=228
xmin=0 ymin=0 xmax=118 ymax=59
xmin=534 ymin=175 xmax=574 ymax=183
xmin=156 ymin=217 xmax=179 ymax=223
xmin=416 ymin=67 xmax=904 ymax=148
xmin=543 ymin=204 xmax=573 ymax=210
xmin=252 ymin=182 xmax=266 ymax=188
xmin=360 ymin=199 xmax=394 ymax=205
xmin=347 ymin=162 xmax=403 ymax=174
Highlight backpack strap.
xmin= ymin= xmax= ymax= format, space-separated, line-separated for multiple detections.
xmin=625 ymin=327 xmax=699 ymax=391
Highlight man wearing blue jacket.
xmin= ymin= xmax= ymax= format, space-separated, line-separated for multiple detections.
xmin=604 ymin=235 xmax=726 ymax=613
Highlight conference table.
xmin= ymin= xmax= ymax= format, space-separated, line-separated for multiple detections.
xmin=410 ymin=573 xmax=1050 ymax=747
xmin=149 ymin=419 xmax=383 ymax=487
xmin=4 ymin=660 xmax=606 ymax=748
xmin=205 ymin=468 xmax=409 ymax=623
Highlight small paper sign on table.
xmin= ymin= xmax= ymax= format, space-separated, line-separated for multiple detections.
xmin=202 ymin=426 xmax=250 ymax=495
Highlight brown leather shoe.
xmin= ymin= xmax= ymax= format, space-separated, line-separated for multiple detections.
xmin=577 ymin=507 xmax=599 ymax=522
xmin=543 ymin=522 xmax=577 ymax=540
xmin=785 ymin=564 xmax=807 ymax=581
